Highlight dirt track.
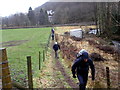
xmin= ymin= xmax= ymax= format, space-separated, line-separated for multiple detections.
xmin=1 ymin=40 xmax=28 ymax=47
xmin=35 ymin=40 xmax=78 ymax=88
xmin=35 ymin=26 xmax=118 ymax=88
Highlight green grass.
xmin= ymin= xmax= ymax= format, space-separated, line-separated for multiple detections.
xmin=1 ymin=28 xmax=51 ymax=87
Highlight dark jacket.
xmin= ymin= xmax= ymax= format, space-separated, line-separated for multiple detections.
xmin=72 ymin=52 xmax=95 ymax=79
xmin=53 ymin=44 xmax=60 ymax=51
xmin=51 ymin=29 xmax=54 ymax=34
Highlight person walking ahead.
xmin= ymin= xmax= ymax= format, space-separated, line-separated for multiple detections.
xmin=51 ymin=28 xmax=55 ymax=40
xmin=72 ymin=50 xmax=95 ymax=90
xmin=51 ymin=28 xmax=54 ymax=34
xmin=53 ymin=42 xmax=60 ymax=58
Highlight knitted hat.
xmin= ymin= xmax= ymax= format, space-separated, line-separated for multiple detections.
xmin=82 ymin=52 xmax=89 ymax=59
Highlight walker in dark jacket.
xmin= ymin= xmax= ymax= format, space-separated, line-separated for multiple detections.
xmin=72 ymin=52 xmax=95 ymax=90
xmin=51 ymin=28 xmax=54 ymax=34
xmin=53 ymin=42 xmax=60 ymax=58
xmin=51 ymin=28 xmax=55 ymax=40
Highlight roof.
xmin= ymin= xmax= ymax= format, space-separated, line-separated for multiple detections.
xmin=70 ymin=28 xmax=82 ymax=32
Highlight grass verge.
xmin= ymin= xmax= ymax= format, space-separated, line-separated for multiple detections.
xmin=1 ymin=28 xmax=51 ymax=87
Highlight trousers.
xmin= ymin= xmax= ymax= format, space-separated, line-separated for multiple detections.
xmin=55 ymin=51 xmax=58 ymax=58
xmin=52 ymin=34 xmax=54 ymax=40
xmin=77 ymin=73 xmax=88 ymax=90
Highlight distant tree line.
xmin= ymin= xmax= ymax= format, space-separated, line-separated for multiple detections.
xmin=2 ymin=7 xmax=49 ymax=27
xmin=2 ymin=2 xmax=120 ymax=38
xmin=51 ymin=2 xmax=95 ymax=24
xmin=2 ymin=3 xmax=97 ymax=28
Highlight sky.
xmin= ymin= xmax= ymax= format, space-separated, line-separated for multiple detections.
xmin=0 ymin=0 xmax=49 ymax=17
xmin=0 ymin=0 xmax=119 ymax=17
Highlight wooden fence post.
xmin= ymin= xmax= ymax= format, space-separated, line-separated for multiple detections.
xmin=39 ymin=52 xmax=41 ymax=70
xmin=106 ymin=67 xmax=110 ymax=89
xmin=0 ymin=48 xmax=12 ymax=89
xmin=43 ymin=50 xmax=45 ymax=62
xmin=45 ymin=46 xmax=47 ymax=56
xmin=27 ymin=56 xmax=33 ymax=89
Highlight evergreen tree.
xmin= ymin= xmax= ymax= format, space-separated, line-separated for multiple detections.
xmin=45 ymin=10 xmax=49 ymax=24
xmin=39 ymin=8 xmax=49 ymax=25
xmin=28 ymin=7 xmax=36 ymax=25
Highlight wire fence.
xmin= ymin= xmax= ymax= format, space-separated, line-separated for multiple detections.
xmin=0 ymin=30 xmax=52 ymax=89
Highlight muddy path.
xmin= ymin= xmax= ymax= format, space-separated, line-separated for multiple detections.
xmin=35 ymin=40 xmax=78 ymax=88
xmin=1 ymin=40 xmax=28 ymax=47
xmin=51 ymin=41 xmax=78 ymax=88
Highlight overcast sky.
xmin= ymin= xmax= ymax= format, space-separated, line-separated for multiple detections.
xmin=0 ymin=0 xmax=119 ymax=17
xmin=0 ymin=0 xmax=49 ymax=17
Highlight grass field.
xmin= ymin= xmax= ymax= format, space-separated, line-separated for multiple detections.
xmin=1 ymin=28 xmax=51 ymax=87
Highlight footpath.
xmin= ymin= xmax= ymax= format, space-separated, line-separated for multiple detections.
xmin=35 ymin=40 xmax=78 ymax=88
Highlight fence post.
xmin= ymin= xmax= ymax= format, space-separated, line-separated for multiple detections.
xmin=39 ymin=52 xmax=41 ymax=70
xmin=27 ymin=56 xmax=33 ymax=89
xmin=106 ymin=67 xmax=110 ymax=89
xmin=43 ymin=50 xmax=45 ymax=62
xmin=45 ymin=46 xmax=47 ymax=56
xmin=0 ymin=48 xmax=12 ymax=89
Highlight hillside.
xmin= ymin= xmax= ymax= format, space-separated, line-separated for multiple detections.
xmin=34 ymin=2 xmax=96 ymax=24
